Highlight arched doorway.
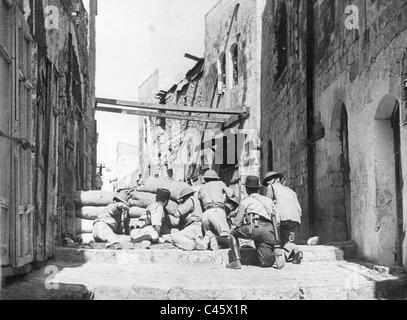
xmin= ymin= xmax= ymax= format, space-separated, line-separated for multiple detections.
xmin=375 ymin=95 xmax=404 ymax=267
xmin=330 ymin=103 xmax=351 ymax=241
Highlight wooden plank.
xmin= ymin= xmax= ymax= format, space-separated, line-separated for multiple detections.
xmin=96 ymin=97 xmax=247 ymax=115
xmin=96 ymin=106 xmax=227 ymax=124
xmin=222 ymin=108 xmax=251 ymax=129
xmin=184 ymin=53 xmax=203 ymax=62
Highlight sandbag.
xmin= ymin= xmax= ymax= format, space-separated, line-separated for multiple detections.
xmin=76 ymin=206 xmax=147 ymax=220
xmin=74 ymin=191 xmax=117 ymax=207
xmin=129 ymin=191 xmax=179 ymax=216
xmin=137 ymin=177 xmax=190 ymax=202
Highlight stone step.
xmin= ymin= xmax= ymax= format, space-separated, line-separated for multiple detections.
xmin=3 ymin=260 xmax=406 ymax=300
xmin=55 ymin=242 xmax=356 ymax=266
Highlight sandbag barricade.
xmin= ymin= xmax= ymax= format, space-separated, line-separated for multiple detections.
xmin=137 ymin=177 xmax=190 ymax=203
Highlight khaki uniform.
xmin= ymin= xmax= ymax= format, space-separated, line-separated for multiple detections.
xmin=171 ymin=195 xmax=204 ymax=251
xmin=266 ymin=183 xmax=302 ymax=261
xmin=231 ymin=194 xmax=280 ymax=267
xmin=130 ymin=203 xmax=170 ymax=242
xmin=93 ymin=203 xmax=130 ymax=247
xmin=199 ymin=181 xmax=233 ymax=237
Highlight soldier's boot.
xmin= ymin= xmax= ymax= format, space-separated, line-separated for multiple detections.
xmin=292 ymin=250 xmax=304 ymax=265
xmin=226 ymin=235 xmax=242 ymax=270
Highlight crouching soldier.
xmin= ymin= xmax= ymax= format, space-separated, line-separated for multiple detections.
xmin=263 ymin=172 xmax=303 ymax=264
xmin=198 ymin=170 xmax=233 ymax=250
xmin=130 ymin=188 xmax=171 ymax=247
xmin=93 ymin=192 xmax=131 ymax=250
xmin=227 ymin=176 xmax=285 ymax=270
xmin=167 ymin=187 xmax=206 ymax=251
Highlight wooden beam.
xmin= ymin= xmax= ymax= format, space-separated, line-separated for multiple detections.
xmin=184 ymin=53 xmax=203 ymax=62
xmin=222 ymin=108 xmax=251 ymax=129
xmin=96 ymin=106 xmax=227 ymax=124
xmin=96 ymin=97 xmax=246 ymax=115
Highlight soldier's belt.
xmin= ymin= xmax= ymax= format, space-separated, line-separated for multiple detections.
xmin=205 ymin=203 xmax=226 ymax=210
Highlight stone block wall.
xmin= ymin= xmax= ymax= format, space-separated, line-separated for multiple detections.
xmin=260 ymin=0 xmax=310 ymax=241
xmin=312 ymin=0 xmax=407 ymax=267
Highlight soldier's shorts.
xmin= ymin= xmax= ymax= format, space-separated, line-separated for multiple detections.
xmin=280 ymin=221 xmax=301 ymax=261
xmin=130 ymin=226 xmax=159 ymax=243
xmin=172 ymin=222 xmax=203 ymax=251
xmin=231 ymin=221 xmax=278 ymax=268
xmin=93 ymin=221 xmax=120 ymax=247
xmin=202 ymin=208 xmax=230 ymax=237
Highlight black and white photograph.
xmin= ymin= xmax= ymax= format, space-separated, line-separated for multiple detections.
xmin=0 ymin=0 xmax=407 ymax=303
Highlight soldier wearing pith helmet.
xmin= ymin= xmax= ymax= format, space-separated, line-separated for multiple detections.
xmin=263 ymin=171 xmax=303 ymax=265
xmin=92 ymin=191 xmax=131 ymax=250
xmin=198 ymin=170 xmax=234 ymax=250
xmin=165 ymin=187 xmax=207 ymax=251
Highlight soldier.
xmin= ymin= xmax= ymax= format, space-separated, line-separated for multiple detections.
xmin=166 ymin=187 xmax=206 ymax=251
xmin=92 ymin=192 xmax=131 ymax=250
xmin=227 ymin=176 xmax=285 ymax=270
xmin=263 ymin=172 xmax=304 ymax=265
xmin=130 ymin=188 xmax=171 ymax=247
xmin=198 ymin=170 xmax=234 ymax=250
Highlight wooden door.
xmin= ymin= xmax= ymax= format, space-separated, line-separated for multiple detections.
xmin=45 ymin=65 xmax=59 ymax=259
xmin=0 ymin=0 xmax=13 ymax=267
xmin=12 ymin=5 xmax=34 ymax=268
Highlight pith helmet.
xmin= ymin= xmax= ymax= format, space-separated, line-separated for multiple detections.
xmin=244 ymin=176 xmax=262 ymax=189
xmin=113 ymin=191 xmax=130 ymax=206
xmin=156 ymin=188 xmax=171 ymax=203
xmin=263 ymin=171 xmax=284 ymax=186
xmin=178 ymin=187 xmax=195 ymax=200
xmin=203 ymin=170 xmax=220 ymax=181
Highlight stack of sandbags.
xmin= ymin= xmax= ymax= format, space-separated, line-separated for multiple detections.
xmin=74 ymin=191 xmax=146 ymax=244
xmin=137 ymin=177 xmax=190 ymax=203
xmin=74 ymin=189 xmax=181 ymax=244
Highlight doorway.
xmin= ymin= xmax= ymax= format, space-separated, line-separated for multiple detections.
xmin=375 ymin=95 xmax=404 ymax=266
xmin=330 ymin=103 xmax=351 ymax=241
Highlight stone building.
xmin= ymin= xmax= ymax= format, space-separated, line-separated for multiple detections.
xmin=0 ymin=0 xmax=97 ymax=276
xmin=138 ymin=0 xmax=406 ymax=269
xmin=260 ymin=0 xmax=407 ymax=269
xmin=138 ymin=61 xmax=215 ymax=182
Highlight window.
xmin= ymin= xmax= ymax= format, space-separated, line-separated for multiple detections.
xmin=229 ymin=43 xmax=239 ymax=87
xmin=274 ymin=1 xmax=288 ymax=81
xmin=217 ymin=52 xmax=226 ymax=94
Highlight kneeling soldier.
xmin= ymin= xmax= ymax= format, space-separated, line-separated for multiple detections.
xmin=227 ymin=176 xmax=285 ymax=270
xmin=93 ymin=192 xmax=131 ymax=250
xmin=263 ymin=172 xmax=303 ymax=265
xmin=130 ymin=188 xmax=171 ymax=246
xmin=167 ymin=187 xmax=206 ymax=251
xmin=198 ymin=170 xmax=234 ymax=250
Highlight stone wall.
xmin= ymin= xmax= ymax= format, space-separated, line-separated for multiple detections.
xmin=260 ymin=0 xmax=310 ymax=241
xmin=29 ymin=0 xmax=97 ymax=258
xmin=204 ymin=0 xmax=263 ymax=186
xmin=312 ymin=0 xmax=407 ymax=267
